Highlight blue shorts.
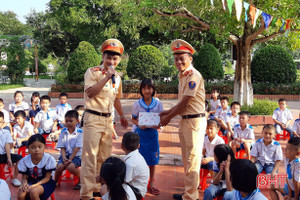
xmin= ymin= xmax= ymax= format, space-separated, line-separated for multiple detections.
xmin=201 ymin=161 xmax=214 ymax=170
xmin=57 ymin=155 xmax=81 ymax=168
xmin=27 ymin=179 xmax=56 ymax=200
xmin=282 ymin=183 xmax=300 ymax=199
xmin=236 ymin=142 xmax=245 ymax=151
xmin=255 ymin=161 xmax=275 ymax=174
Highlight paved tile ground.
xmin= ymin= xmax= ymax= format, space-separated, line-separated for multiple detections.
xmin=2 ymin=79 xmax=299 ymax=200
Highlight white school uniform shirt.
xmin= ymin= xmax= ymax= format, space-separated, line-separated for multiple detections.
xmin=9 ymin=101 xmax=29 ymax=113
xmin=215 ymin=106 xmax=231 ymax=120
xmin=203 ymin=135 xmax=224 ymax=157
xmin=0 ymin=109 xmax=10 ymax=123
xmin=233 ymin=189 xmax=268 ymax=200
xmin=56 ymin=103 xmax=72 ymax=122
xmin=250 ymin=138 xmax=283 ymax=165
xmin=0 ymin=128 xmax=13 ymax=154
xmin=285 ymin=158 xmax=300 ymax=192
xmin=272 ymin=108 xmax=293 ymax=124
xmin=13 ymin=121 xmax=34 ymax=139
xmin=233 ymin=123 xmax=255 ymax=141
xmin=101 ymin=183 xmax=137 ymax=200
xmin=0 ymin=179 xmax=11 ymax=200
xmin=56 ymin=127 xmax=83 ymax=157
xmin=210 ymin=99 xmax=221 ymax=111
xmin=225 ymin=113 xmax=239 ymax=129
xmin=34 ymin=109 xmax=58 ymax=133
xmin=124 ymin=149 xmax=150 ymax=197
xmin=292 ymin=119 xmax=300 ymax=135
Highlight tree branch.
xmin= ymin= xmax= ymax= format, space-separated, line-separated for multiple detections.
xmin=153 ymin=7 xmax=210 ymax=30
xmin=227 ymin=35 xmax=239 ymax=45
xmin=251 ymin=29 xmax=300 ymax=46
xmin=248 ymin=20 xmax=265 ymax=42
xmin=171 ymin=26 xmax=205 ymax=33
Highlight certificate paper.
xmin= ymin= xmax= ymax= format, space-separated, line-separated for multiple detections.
xmin=138 ymin=112 xmax=160 ymax=126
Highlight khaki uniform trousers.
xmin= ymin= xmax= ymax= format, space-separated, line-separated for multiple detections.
xmin=80 ymin=112 xmax=113 ymax=200
xmin=178 ymin=117 xmax=207 ymax=200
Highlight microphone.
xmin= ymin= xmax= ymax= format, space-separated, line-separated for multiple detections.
xmin=110 ymin=65 xmax=115 ymax=88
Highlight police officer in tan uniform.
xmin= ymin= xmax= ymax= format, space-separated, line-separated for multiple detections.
xmin=159 ymin=39 xmax=207 ymax=200
xmin=80 ymin=39 xmax=128 ymax=200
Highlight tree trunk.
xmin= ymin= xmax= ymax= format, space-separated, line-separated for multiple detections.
xmin=234 ymin=40 xmax=253 ymax=106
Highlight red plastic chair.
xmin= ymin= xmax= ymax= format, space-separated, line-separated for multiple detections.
xmin=58 ymin=169 xmax=79 ymax=186
xmin=218 ymin=130 xmax=228 ymax=144
xmin=0 ymin=163 xmax=13 ymax=180
xmin=235 ymin=149 xmax=246 ymax=159
xmin=199 ymin=168 xmax=212 ymax=190
xmin=48 ymin=193 xmax=55 ymax=200
xmin=276 ymin=130 xmax=289 ymax=141
xmin=214 ymin=196 xmax=224 ymax=200
xmin=42 ymin=134 xmax=57 ymax=149
xmin=18 ymin=146 xmax=28 ymax=157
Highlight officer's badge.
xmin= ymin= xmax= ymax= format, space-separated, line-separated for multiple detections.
xmin=111 ymin=42 xmax=117 ymax=47
xmin=189 ymin=81 xmax=196 ymax=90
xmin=176 ymin=43 xmax=181 ymax=49
xmin=92 ymin=66 xmax=101 ymax=71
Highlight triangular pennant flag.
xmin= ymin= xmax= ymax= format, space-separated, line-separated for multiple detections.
xmin=271 ymin=17 xmax=277 ymax=26
xmin=286 ymin=19 xmax=291 ymax=29
xmin=279 ymin=19 xmax=286 ymax=31
xmin=235 ymin=0 xmax=243 ymax=21
xmin=243 ymin=2 xmax=250 ymax=22
xmin=262 ymin=12 xmax=272 ymax=29
xmin=222 ymin=0 xmax=226 ymax=10
xmin=249 ymin=5 xmax=256 ymax=25
xmin=211 ymin=0 xmax=214 ymax=6
xmin=227 ymin=0 xmax=234 ymax=15
xmin=284 ymin=28 xmax=291 ymax=37
xmin=253 ymin=9 xmax=262 ymax=28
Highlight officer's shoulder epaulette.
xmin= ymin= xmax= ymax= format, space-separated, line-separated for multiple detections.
xmin=183 ymin=69 xmax=193 ymax=77
xmin=226 ymin=113 xmax=231 ymax=116
xmin=61 ymin=127 xmax=68 ymax=132
xmin=234 ymin=124 xmax=240 ymax=128
xmin=295 ymin=158 xmax=300 ymax=163
xmin=249 ymin=125 xmax=253 ymax=129
xmin=275 ymin=108 xmax=280 ymax=111
xmin=77 ymin=128 xmax=83 ymax=133
xmin=91 ymin=66 xmax=101 ymax=71
xmin=273 ymin=141 xmax=280 ymax=146
xmin=256 ymin=138 xmax=263 ymax=143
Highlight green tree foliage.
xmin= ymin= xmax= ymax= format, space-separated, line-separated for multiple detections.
xmin=67 ymin=41 xmax=100 ymax=83
xmin=194 ymin=44 xmax=223 ymax=81
xmin=127 ymin=45 xmax=167 ymax=80
xmin=251 ymin=45 xmax=297 ymax=84
xmin=0 ymin=11 xmax=28 ymax=35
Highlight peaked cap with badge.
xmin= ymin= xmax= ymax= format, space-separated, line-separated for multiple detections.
xmin=171 ymin=39 xmax=196 ymax=55
xmin=101 ymin=39 xmax=124 ymax=55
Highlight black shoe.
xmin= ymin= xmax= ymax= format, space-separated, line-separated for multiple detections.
xmin=173 ymin=193 xmax=183 ymax=200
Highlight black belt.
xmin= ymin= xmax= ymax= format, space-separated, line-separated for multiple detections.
xmin=181 ymin=113 xmax=205 ymax=119
xmin=85 ymin=109 xmax=111 ymax=117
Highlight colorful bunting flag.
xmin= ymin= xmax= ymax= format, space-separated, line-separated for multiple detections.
xmin=284 ymin=28 xmax=291 ymax=37
xmin=249 ymin=5 xmax=256 ymax=25
xmin=222 ymin=0 xmax=226 ymax=10
xmin=211 ymin=0 xmax=214 ymax=6
xmin=243 ymin=2 xmax=250 ymax=22
xmin=271 ymin=18 xmax=277 ymax=26
xmin=235 ymin=0 xmax=243 ymax=21
xmin=285 ymin=19 xmax=291 ymax=29
xmin=253 ymin=9 xmax=262 ymax=28
xmin=262 ymin=12 xmax=272 ymax=29
xmin=279 ymin=19 xmax=286 ymax=31
xmin=227 ymin=0 xmax=234 ymax=15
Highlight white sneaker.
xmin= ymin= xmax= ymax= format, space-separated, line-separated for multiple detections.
xmin=12 ymin=178 xmax=21 ymax=187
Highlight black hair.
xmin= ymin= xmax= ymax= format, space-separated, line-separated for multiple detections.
xmin=288 ymin=137 xmax=300 ymax=151
xmin=103 ymin=50 xmax=121 ymax=57
xmin=220 ymin=96 xmax=229 ymax=102
xmin=262 ymin=124 xmax=276 ymax=132
xmin=230 ymin=159 xmax=258 ymax=193
xmin=174 ymin=52 xmax=193 ymax=58
xmin=27 ymin=134 xmax=46 ymax=147
xmin=100 ymin=157 xmax=127 ymax=200
xmin=214 ymin=144 xmax=235 ymax=167
xmin=239 ymin=111 xmax=250 ymax=118
xmin=278 ymin=98 xmax=287 ymax=103
xmin=122 ymin=132 xmax=140 ymax=151
xmin=32 ymin=92 xmax=40 ymax=97
xmin=230 ymin=101 xmax=241 ymax=108
xmin=14 ymin=110 xmax=26 ymax=118
xmin=207 ymin=119 xmax=220 ymax=129
xmin=205 ymin=100 xmax=209 ymax=112
xmin=0 ymin=111 xmax=4 ymax=119
xmin=59 ymin=92 xmax=68 ymax=98
xmin=0 ymin=98 xmax=4 ymax=104
xmin=75 ymin=105 xmax=85 ymax=112
xmin=211 ymin=88 xmax=221 ymax=100
xmin=14 ymin=91 xmax=24 ymax=98
xmin=40 ymin=95 xmax=51 ymax=103
xmin=140 ymin=78 xmax=156 ymax=97
xmin=65 ymin=110 xmax=79 ymax=120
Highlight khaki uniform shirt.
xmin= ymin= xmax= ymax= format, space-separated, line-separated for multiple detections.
xmin=178 ymin=65 xmax=205 ymax=115
xmin=84 ymin=65 xmax=122 ymax=113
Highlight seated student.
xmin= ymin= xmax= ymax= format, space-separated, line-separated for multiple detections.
xmin=17 ymin=134 xmax=56 ymax=200
xmin=203 ymin=144 xmax=235 ymax=200
xmin=122 ymin=132 xmax=149 ymax=198
xmin=214 ymin=96 xmax=231 ymax=133
xmin=292 ymin=112 xmax=300 ymax=138
xmin=201 ymin=119 xmax=225 ymax=177
xmin=0 ymin=98 xmax=10 ymax=131
xmin=9 ymin=91 xmax=29 ymax=121
xmin=13 ymin=110 xmax=33 ymax=148
xmin=56 ymin=92 xmax=72 ymax=129
xmin=250 ymin=124 xmax=283 ymax=199
xmin=273 ymin=98 xmax=293 ymax=137
xmin=225 ymin=101 xmax=241 ymax=143
xmin=54 ymin=110 xmax=83 ymax=190
xmin=74 ymin=105 xmax=85 ymax=128
xmin=99 ymin=157 xmax=137 ymax=200
xmin=29 ymin=92 xmax=41 ymax=124
xmin=34 ymin=95 xmax=58 ymax=135
xmin=230 ymin=111 xmax=255 ymax=160
xmin=227 ymin=159 xmax=268 ymax=200
xmin=0 ymin=111 xmax=22 ymax=187
xmin=0 ymin=179 xmax=11 ymax=199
